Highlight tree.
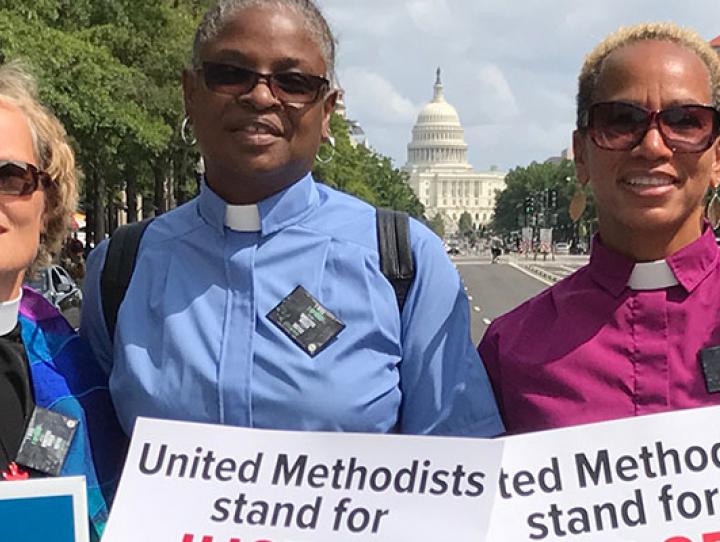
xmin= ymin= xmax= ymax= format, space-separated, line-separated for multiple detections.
xmin=458 ymin=211 xmax=474 ymax=236
xmin=313 ymin=114 xmax=424 ymax=218
xmin=0 ymin=1 xmax=206 ymax=242
xmin=492 ymin=159 xmax=595 ymax=243
xmin=429 ymin=213 xmax=445 ymax=238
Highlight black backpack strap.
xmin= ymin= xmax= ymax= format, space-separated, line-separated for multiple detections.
xmin=101 ymin=218 xmax=154 ymax=342
xmin=376 ymin=208 xmax=415 ymax=312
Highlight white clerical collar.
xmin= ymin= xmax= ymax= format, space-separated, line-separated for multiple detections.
xmin=627 ymin=259 xmax=679 ymax=290
xmin=0 ymin=291 xmax=22 ymax=336
xmin=225 ymin=204 xmax=261 ymax=232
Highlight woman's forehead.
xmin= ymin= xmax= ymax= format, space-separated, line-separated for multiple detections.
xmin=0 ymin=101 xmax=35 ymax=163
xmin=594 ymin=40 xmax=712 ymax=101
xmin=201 ymin=5 xmax=326 ymax=71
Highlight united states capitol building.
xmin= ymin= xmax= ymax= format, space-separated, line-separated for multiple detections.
xmin=404 ymin=69 xmax=506 ymax=233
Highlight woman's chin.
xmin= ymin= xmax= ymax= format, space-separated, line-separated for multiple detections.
xmin=606 ymin=206 xmax=704 ymax=240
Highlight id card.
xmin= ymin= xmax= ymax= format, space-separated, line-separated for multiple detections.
xmin=267 ymin=286 xmax=345 ymax=357
xmin=701 ymin=346 xmax=720 ymax=393
xmin=16 ymin=407 xmax=78 ymax=476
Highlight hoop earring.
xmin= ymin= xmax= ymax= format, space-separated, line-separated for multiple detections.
xmin=315 ymin=135 xmax=335 ymax=164
xmin=569 ymin=183 xmax=587 ymax=223
xmin=706 ymin=185 xmax=720 ymax=229
xmin=181 ymin=115 xmax=197 ymax=146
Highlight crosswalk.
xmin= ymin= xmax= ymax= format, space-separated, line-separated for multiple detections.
xmin=452 ymin=254 xmax=589 ymax=284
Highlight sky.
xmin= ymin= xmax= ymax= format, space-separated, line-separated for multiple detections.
xmin=318 ymin=0 xmax=720 ymax=173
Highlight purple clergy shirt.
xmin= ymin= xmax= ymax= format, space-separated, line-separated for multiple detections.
xmin=479 ymin=226 xmax=720 ymax=434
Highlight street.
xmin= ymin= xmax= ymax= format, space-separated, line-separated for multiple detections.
xmin=454 ymin=252 xmax=589 ymax=344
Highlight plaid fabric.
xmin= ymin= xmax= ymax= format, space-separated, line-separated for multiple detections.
xmin=20 ymin=286 xmax=126 ymax=540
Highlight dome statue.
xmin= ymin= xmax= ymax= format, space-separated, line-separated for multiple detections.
xmin=406 ymin=68 xmax=469 ymax=166
xmin=403 ymin=69 xmax=507 ymax=233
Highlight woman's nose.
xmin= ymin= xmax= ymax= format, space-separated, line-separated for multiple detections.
xmin=241 ymin=78 xmax=280 ymax=109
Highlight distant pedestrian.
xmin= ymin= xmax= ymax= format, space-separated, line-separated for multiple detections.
xmin=490 ymin=237 xmax=502 ymax=263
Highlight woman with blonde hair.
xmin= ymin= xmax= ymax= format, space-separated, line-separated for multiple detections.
xmin=0 ymin=61 xmax=123 ymax=538
xmin=480 ymin=23 xmax=720 ymax=434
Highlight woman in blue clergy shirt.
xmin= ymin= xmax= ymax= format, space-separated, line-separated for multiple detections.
xmin=0 ymin=62 xmax=124 ymax=539
xmin=80 ymin=0 xmax=503 ymax=438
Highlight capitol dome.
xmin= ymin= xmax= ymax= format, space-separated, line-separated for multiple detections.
xmin=406 ymin=68 xmax=468 ymax=167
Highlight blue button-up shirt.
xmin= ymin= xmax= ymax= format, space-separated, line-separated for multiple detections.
xmin=81 ymin=175 xmax=503 ymax=437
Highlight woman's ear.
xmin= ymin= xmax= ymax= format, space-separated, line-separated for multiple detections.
xmin=321 ymin=90 xmax=338 ymax=140
xmin=181 ymin=69 xmax=197 ymax=122
xmin=712 ymin=139 xmax=720 ymax=189
xmin=572 ymin=130 xmax=590 ymax=186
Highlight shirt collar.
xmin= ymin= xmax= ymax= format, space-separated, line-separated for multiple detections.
xmin=197 ymin=173 xmax=319 ymax=237
xmin=0 ymin=291 xmax=22 ymax=336
xmin=627 ymin=260 xmax=678 ymax=290
xmin=225 ymin=204 xmax=260 ymax=232
xmin=589 ymin=224 xmax=718 ymax=296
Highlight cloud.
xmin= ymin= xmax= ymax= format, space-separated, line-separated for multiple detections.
xmin=463 ymin=64 xmax=520 ymax=124
xmin=318 ymin=0 xmax=720 ymax=170
xmin=338 ymin=68 xmax=419 ymax=125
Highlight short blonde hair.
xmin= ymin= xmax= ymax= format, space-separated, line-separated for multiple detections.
xmin=577 ymin=22 xmax=720 ymax=129
xmin=0 ymin=61 xmax=78 ymax=270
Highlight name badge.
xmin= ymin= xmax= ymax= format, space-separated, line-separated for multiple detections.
xmin=267 ymin=286 xmax=345 ymax=357
xmin=700 ymin=346 xmax=720 ymax=393
xmin=16 ymin=406 xmax=78 ymax=476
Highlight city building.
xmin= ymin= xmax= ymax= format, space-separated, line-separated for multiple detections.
xmin=335 ymin=90 xmax=370 ymax=149
xmin=711 ymin=35 xmax=720 ymax=54
xmin=404 ymin=69 xmax=506 ymax=233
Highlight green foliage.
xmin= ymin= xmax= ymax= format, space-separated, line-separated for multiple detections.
xmin=0 ymin=0 xmax=207 ymax=241
xmin=0 ymin=0 xmax=420 ymax=240
xmin=428 ymin=213 xmax=445 ymax=238
xmin=492 ymin=159 xmax=596 ymax=241
xmin=314 ymin=114 xmax=424 ymax=218
xmin=457 ymin=211 xmax=474 ymax=235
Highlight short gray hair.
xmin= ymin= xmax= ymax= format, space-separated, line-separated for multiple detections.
xmin=192 ymin=0 xmax=337 ymax=85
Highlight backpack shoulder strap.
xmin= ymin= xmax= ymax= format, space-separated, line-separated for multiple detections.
xmin=376 ymin=208 xmax=415 ymax=312
xmin=100 ymin=218 xmax=154 ymax=342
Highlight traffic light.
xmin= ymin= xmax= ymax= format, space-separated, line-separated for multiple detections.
xmin=524 ymin=196 xmax=535 ymax=215
xmin=549 ymin=189 xmax=558 ymax=210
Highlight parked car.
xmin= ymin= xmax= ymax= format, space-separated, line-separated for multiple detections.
xmin=554 ymin=242 xmax=570 ymax=255
xmin=25 ymin=264 xmax=83 ymax=313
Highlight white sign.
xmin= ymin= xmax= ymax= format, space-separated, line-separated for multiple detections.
xmin=488 ymin=406 xmax=720 ymax=542
xmin=539 ymin=228 xmax=553 ymax=253
xmin=0 ymin=476 xmax=89 ymax=542
xmin=521 ymin=227 xmax=533 ymax=253
xmin=104 ymin=417 xmax=503 ymax=542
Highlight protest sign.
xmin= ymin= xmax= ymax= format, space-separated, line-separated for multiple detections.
xmin=487 ymin=406 xmax=720 ymax=542
xmin=539 ymin=228 xmax=552 ymax=253
xmin=0 ymin=476 xmax=89 ymax=542
xmin=103 ymin=417 xmax=503 ymax=542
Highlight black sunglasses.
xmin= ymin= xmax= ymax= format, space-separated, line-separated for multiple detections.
xmin=0 ymin=160 xmax=52 ymax=196
xmin=200 ymin=62 xmax=330 ymax=105
xmin=586 ymin=101 xmax=720 ymax=153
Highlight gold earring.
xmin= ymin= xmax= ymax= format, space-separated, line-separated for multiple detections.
xmin=707 ymin=186 xmax=720 ymax=229
xmin=569 ymin=184 xmax=587 ymax=223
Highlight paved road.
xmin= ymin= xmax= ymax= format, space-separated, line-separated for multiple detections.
xmin=454 ymin=257 xmax=551 ymax=344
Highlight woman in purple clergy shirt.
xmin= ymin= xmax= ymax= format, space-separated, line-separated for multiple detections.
xmin=479 ymin=22 xmax=720 ymax=434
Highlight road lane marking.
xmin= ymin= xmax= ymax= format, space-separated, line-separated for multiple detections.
xmin=473 ymin=306 xmax=480 ymax=312
xmin=482 ymin=318 xmax=492 ymax=325
xmin=507 ymin=261 xmax=554 ymax=286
